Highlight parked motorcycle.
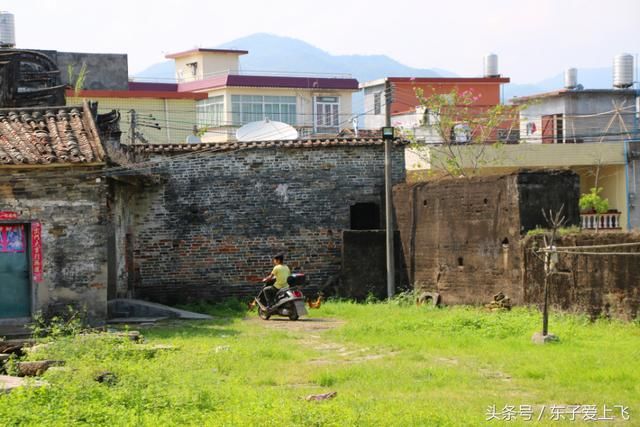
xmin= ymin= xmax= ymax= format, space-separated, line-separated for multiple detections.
xmin=255 ymin=273 xmax=308 ymax=321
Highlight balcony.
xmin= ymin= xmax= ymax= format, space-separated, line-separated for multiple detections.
xmin=424 ymin=141 xmax=627 ymax=171
xmin=580 ymin=211 xmax=622 ymax=230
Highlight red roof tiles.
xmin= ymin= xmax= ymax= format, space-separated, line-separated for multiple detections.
xmin=0 ymin=104 xmax=105 ymax=166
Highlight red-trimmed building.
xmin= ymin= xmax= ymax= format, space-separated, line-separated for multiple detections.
xmin=161 ymin=48 xmax=359 ymax=141
xmin=74 ymin=48 xmax=360 ymax=143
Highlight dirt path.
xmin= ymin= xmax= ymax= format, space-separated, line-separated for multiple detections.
xmin=245 ymin=315 xmax=399 ymax=365
xmin=244 ymin=316 xmax=345 ymax=333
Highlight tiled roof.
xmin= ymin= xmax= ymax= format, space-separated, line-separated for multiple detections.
xmin=0 ymin=103 xmax=105 ymax=166
xmin=130 ymin=138 xmax=407 ymax=154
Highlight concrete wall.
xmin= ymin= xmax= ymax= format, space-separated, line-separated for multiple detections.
xmin=0 ymin=167 xmax=108 ymax=320
xmin=523 ymin=232 xmax=640 ymax=320
xmin=117 ymin=145 xmax=405 ymax=304
xmin=173 ymin=52 xmax=241 ymax=82
xmin=362 ymin=83 xmax=387 ymax=130
xmin=519 ymin=92 xmax=637 ymax=144
xmin=37 ymin=50 xmax=129 ymax=91
xmin=393 ymin=171 xmax=580 ymax=305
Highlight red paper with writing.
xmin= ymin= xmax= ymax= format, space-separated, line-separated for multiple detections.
xmin=31 ymin=222 xmax=43 ymax=283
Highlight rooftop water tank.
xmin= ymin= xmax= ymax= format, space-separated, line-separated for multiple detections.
xmin=564 ymin=68 xmax=578 ymax=89
xmin=483 ymin=53 xmax=499 ymax=78
xmin=613 ymin=53 xmax=634 ymax=88
xmin=0 ymin=12 xmax=15 ymax=47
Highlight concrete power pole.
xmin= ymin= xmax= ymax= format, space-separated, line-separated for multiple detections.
xmin=129 ymin=109 xmax=137 ymax=146
xmin=384 ymin=79 xmax=396 ymax=299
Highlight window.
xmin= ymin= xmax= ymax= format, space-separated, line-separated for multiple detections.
xmin=541 ymin=114 xmax=563 ymax=143
xmin=374 ymin=92 xmax=382 ymax=115
xmin=196 ymin=96 xmax=224 ymax=127
xmin=231 ymin=95 xmax=297 ymax=126
xmin=350 ymin=203 xmax=380 ymax=230
xmin=314 ymin=96 xmax=340 ymax=133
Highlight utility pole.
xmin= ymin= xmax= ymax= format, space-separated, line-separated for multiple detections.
xmin=384 ymin=79 xmax=396 ymax=299
xmin=129 ymin=109 xmax=137 ymax=145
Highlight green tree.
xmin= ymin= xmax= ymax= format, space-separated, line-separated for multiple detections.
xmin=409 ymin=87 xmax=525 ymax=178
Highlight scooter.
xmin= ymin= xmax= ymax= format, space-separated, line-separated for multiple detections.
xmin=255 ymin=273 xmax=308 ymax=321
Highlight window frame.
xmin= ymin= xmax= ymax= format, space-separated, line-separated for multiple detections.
xmin=314 ymin=95 xmax=341 ymax=134
xmin=196 ymin=95 xmax=225 ymax=128
xmin=231 ymin=95 xmax=297 ymax=126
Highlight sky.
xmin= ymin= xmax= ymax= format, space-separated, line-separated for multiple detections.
xmin=5 ymin=0 xmax=640 ymax=83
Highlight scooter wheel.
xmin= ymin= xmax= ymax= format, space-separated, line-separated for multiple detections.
xmin=288 ymin=313 xmax=299 ymax=321
xmin=258 ymin=307 xmax=270 ymax=320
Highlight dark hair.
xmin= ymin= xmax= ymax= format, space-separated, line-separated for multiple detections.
xmin=273 ymin=254 xmax=284 ymax=263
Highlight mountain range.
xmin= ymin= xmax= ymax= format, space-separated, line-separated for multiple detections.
xmin=136 ymin=33 xmax=618 ymax=111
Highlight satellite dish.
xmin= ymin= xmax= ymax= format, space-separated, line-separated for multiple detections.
xmin=235 ymin=119 xmax=298 ymax=142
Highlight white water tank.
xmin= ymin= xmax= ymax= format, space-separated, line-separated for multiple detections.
xmin=564 ymin=68 xmax=578 ymax=89
xmin=0 ymin=12 xmax=15 ymax=47
xmin=613 ymin=53 xmax=634 ymax=88
xmin=483 ymin=53 xmax=499 ymax=77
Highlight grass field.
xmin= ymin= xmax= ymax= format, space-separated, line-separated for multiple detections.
xmin=0 ymin=301 xmax=638 ymax=426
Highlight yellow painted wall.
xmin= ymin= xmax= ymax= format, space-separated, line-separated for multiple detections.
xmin=69 ymin=96 xmax=198 ymax=144
xmin=174 ymin=54 xmax=204 ymax=82
xmin=173 ymin=52 xmax=242 ymax=82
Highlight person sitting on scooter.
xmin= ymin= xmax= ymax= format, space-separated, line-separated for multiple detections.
xmin=263 ymin=254 xmax=291 ymax=306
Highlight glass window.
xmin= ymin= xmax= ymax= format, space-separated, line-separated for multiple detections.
xmin=230 ymin=95 xmax=297 ymax=126
xmin=374 ymin=92 xmax=382 ymax=115
xmin=314 ymin=96 xmax=340 ymax=132
xmin=196 ymin=96 xmax=224 ymax=127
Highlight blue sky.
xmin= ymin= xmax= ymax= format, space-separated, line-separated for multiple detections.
xmin=6 ymin=0 xmax=640 ymax=83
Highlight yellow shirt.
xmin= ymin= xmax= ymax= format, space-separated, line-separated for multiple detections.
xmin=271 ymin=264 xmax=291 ymax=289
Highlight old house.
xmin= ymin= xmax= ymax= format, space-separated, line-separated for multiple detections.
xmin=0 ymin=103 xmax=109 ymax=323
xmin=164 ymin=48 xmax=360 ymax=141
xmin=0 ymin=43 xmax=114 ymax=324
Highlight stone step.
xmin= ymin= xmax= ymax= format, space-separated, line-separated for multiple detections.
xmin=0 ymin=375 xmax=46 ymax=393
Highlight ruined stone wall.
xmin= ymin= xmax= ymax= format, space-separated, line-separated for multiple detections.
xmin=393 ymin=171 xmax=580 ymax=306
xmin=394 ymin=175 xmax=524 ymax=305
xmin=523 ymin=232 xmax=640 ymax=320
xmin=0 ymin=168 xmax=108 ymax=320
xmin=121 ymin=146 xmax=405 ymax=304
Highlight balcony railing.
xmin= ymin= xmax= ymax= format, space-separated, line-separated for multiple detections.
xmin=130 ymin=69 xmax=353 ymax=84
xmin=580 ymin=211 xmax=622 ymax=230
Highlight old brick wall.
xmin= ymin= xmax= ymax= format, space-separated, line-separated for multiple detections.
xmin=393 ymin=171 xmax=580 ymax=306
xmin=341 ymin=230 xmax=408 ymax=300
xmin=120 ymin=146 xmax=405 ymax=304
xmin=0 ymin=168 xmax=108 ymax=320
xmin=523 ymin=232 xmax=640 ymax=320
xmin=394 ymin=174 xmax=524 ymax=305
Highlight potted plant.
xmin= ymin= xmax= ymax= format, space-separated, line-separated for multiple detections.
xmin=579 ymin=187 xmax=609 ymax=230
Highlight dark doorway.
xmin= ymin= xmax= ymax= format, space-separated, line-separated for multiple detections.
xmin=350 ymin=202 xmax=380 ymax=230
